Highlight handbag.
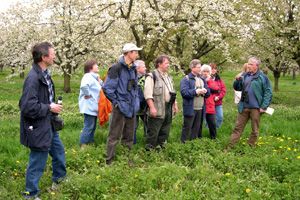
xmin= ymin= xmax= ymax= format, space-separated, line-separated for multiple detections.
xmin=51 ymin=114 xmax=64 ymax=131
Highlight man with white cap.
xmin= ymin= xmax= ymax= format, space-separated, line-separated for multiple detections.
xmin=103 ymin=43 xmax=142 ymax=165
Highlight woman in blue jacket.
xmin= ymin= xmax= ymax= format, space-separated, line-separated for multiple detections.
xmin=79 ymin=60 xmax=102 ymax=147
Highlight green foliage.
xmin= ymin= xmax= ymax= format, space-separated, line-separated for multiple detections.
xmin=0 ymin=69 xmax=299 ymax=199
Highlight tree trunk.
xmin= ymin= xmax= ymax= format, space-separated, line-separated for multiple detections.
xmin=273 ymin=70 xmax=280 ymax=92
xmin=63 ymin=72 xmax=71 ymax=93
xmin=19 ymin=65 xmax=25 ymax=79
xmin=292 ymin=68 xmax=296 ymax=80
xmin=0 ymin=64 xmax=3 ymax=72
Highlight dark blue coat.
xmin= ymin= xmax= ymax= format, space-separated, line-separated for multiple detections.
xmin=180 ymin=73 xmax=210 ymax=116
xmin=103 ymin=57 xmax=139 ymax=118
xmin=19 ymin=63 xmax=54 ymax=151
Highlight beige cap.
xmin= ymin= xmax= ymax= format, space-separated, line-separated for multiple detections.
xmin=122 ymin=43 xmax=142 ymax=53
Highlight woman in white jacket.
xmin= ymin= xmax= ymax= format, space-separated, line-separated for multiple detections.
xmin=79 ymin=60 xmax=102 ymax=147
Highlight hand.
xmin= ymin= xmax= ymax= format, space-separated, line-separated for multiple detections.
xmin=196 ymin=88 xmax=202 ymax=95
xmin=200 ymin=88 xmax=207 ymax=94
xmin=50 ymin=103 xmax=63 ymax=114
xmin=206 ymin=75 xmax=211 ymax=81
xmin=172 ymin=102 xmax=179 ymax=114
xmin=259 ymin=108 xmax=266 ymax=113
xmin=214 ymin=96 xmax=220 ymax=101
xmin=84 ymin=95 xmax=91 ymax=99
xmin=149 ymin=107 xmax=157 ymax=117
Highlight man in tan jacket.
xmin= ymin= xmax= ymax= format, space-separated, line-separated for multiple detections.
xmin=144 ymin=55 xmax=179 ymax=150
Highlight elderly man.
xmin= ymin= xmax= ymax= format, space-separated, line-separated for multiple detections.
xmin=103 ymin=43 xmax=142 ymax=165
xmin=227 ymin=56 xmax=272 ymax=149
xmin=180 ymin=59 xmax=210 ymax=143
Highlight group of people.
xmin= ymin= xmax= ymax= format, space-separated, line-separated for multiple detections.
xmin=19 ymin=42 xmax=272 ymax=199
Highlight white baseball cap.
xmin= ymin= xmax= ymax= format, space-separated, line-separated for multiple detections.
xmin=122 ymin=43 xmax=142 ymax=53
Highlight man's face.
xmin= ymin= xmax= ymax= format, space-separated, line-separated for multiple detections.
xmin=43 ymin=48 xmax=56 ymax=66
xmin=128 ymin=51 xmax=139 ymax=62
xmin=191 ymin=64 xmax=201 ymax=75
xmin=248 ymin=59 xmax=258 ymax=73
xmin=158 ymin=59 xmax=170 ymax=73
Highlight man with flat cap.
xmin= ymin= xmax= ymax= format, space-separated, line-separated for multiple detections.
xmin=103 ymin=43 xmax=142 ymax=165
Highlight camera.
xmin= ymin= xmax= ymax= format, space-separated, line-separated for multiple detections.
xmin=127 ymin=79 xmax=136 ymax=92
xmin=241 ymin=91 xmax=249 ymax=103
xmin=169 ymin=92 xmax=177 ymax=105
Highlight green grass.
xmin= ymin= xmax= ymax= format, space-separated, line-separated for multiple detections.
xmin=0 ymin=68 xmax=299 ymax=199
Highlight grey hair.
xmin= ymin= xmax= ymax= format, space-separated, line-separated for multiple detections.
xmin=134 ymin=60 xmax=145 ymax=68
xmin=189 ymin=59 xmax=201 ymax=69
xmin=201 ymin=64 xmax=211 ymax=73
xmin=248 ymin=56 xmax=261 ymax=66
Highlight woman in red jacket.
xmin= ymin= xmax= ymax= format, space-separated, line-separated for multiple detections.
xmin=201 ymin=64 xmax=219 ymax=139
xmin=210 ymin=63 xmax=226 ymax=128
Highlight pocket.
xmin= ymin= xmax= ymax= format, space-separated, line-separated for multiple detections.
xmin=24 ymin=119 xmax=51 ymax=150
xmin=153 ymin=85 xmax=163 ymax=96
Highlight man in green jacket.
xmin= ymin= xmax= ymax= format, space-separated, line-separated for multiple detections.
xmin=227 ymin=56 xmax=272 ymax=148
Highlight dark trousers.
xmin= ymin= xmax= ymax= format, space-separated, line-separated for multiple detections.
xmin=146 ymin=103 xmax=172 ymax=149
xmin=133 ymin=114 xmax=147 ymax=144
xmin=206 ymin=113 xmax=217 ymax=139
xmin=106 ymin=107 xmax=135 ymax=162
xmin=181 ymin=109 xmax=203 ymax=143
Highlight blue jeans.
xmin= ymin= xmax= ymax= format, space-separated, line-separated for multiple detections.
xmin=25 ymin=129 xmax=66 ymax=196
xmin=215 ymin=105 xmax=223 ymax=128
xmin=80 ymin=114 xmax=97 ymax=144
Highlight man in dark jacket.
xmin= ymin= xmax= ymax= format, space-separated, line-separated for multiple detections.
xmin=103 ymin=43 xmax=142 ymax=165
xmin=180 ymin=59 xmax=210 ymax=143
xmin=227 ymin=56 xmax=272 ymax=149
xmin=19 ymin=42 xmax=66 ymax=199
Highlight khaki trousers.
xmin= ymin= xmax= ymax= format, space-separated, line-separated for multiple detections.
xmin=229 ymin=108 xmax=261 ymax=147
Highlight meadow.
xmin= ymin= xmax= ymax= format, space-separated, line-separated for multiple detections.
xmin=0 ymin=67 xmax=299 ymax=199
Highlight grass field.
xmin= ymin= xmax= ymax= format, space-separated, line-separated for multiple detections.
xmin=0 ymin=67 xmax=299 ymax=199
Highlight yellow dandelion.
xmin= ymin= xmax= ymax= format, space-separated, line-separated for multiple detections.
xmin=272 ymin=149 xmax=277 ymax=152
xmin=225 ymin=173 xmax=231 ymax=176
xmin=16 ymin=160 xmax=20 ymax=164
xmin=279 ymin=139 xmax=284 ymax=142
xmin=297 ymin=156 xmax=300 ymax=159
xmin=288 ymin=137 xmax=291 ymax=140
xmin=96 ymin=175 xmax=101 ymax=180
xmin=294 ymin=149 xmax=297 ymax=152
xmin=51 ymin=192 xmax=55 ymax=195
xmin=245 ymin=188 xmax=251 ymax=193
xmin=14 ymin=173 xmax=18 ymax=176
xmin=96 ymin=160 xmax=100 ymax=163
xmin=134 ymin=174 xmax=138 ymax=178
xmin=87 ymin=153 xmax=90 ymax=156
xmin=279 ymin=146 xmax=283 ymax=149
xmin=285 ymin=157 xmax=289 ymax=160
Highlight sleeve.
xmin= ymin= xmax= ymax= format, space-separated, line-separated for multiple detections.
xmin=144 ymin=74 xmax=154 ymax=100
xmin=80 ymin=74 xmax=91 ymax=96
xmin=261 ymin=76 xmax=273 ymax=109
xmin=19 ymin=77 xmax=50 ymax=119
xmin=218 ymin=79 xmax=226 ymax=99
xmin=233 ymin=78 xmax=243 ymax=91
xmin=203 ymin=79 xmax=211 ymax=98
xmin=180 ymin=78 xmax=196 ymax=99
xmin=102 ymin=65 xmax=119 ymax=105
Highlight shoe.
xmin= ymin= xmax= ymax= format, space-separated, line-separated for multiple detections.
xmin=22 ymin=191 xmax=41 ymax=200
